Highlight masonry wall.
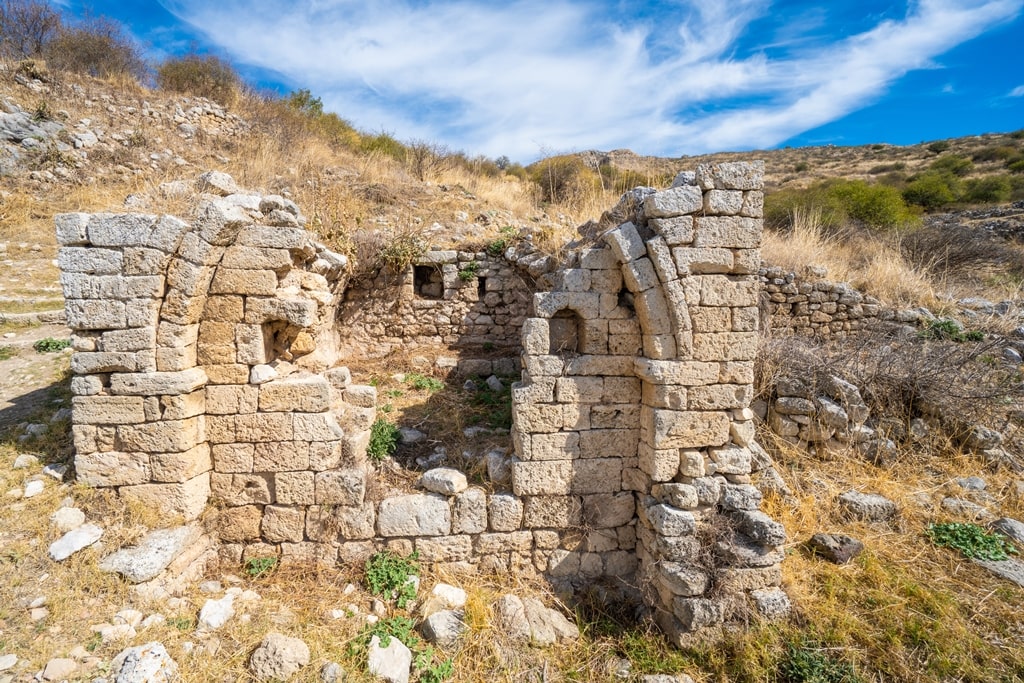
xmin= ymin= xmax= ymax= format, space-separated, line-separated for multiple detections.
xmin=761 ymin=266 xmax=896 ymax=336
xmin=58 ymin=164 xmax=787 ymax=642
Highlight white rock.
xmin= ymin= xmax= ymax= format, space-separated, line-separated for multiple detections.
xmin=249 ymin=632 xmax=310 ymax=681
xmin=419 ymin=468 xmax=468 ymax=495
xmin=42 ymin=464 xmax=66 ymax=480
xmin=250 ymin=364 xmax=278 ymax=384
xmin=198 ymin=594 xmax=235 ymax=630
xmin=48 ymin=523 xmax=103 ymax=561
xmin=140 ymin=614 xmax=166 ymax=629
xmin=12 ymin=454 xmax=39 ymax=469
xmin=50 ymin=507 xmax=85 ymax=532
xmin=115 ymin=609 xmax=144 ymax=628
xmin=99 ymin=525 xmax=201 ymax=583
xmin=420 ymin=610 xmax=466 ymax=647
xmin=0 ymin=654 xmax=17 ymax=672
xmin=42 ymin=658 xmax=76 ymax=681
xmin=421 ymin=583 xmax=467 ymax=617
xmin=23 ymin=480 xmax=44 ymax=498
xmin=109 ymin=641 xmax=178 ymax=683
xmin=485 ymin=375 xmax=504 ymax=392
xmin=368 ymin=635 xmax=411 ymax=683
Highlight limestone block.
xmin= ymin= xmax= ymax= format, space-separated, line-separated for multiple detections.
xmin=150 ymin=443 xmax=212 ymax=483
xmin=274 ymin=471 xmax=315 ymax=505
xmin=108 ymin=368 xmax=208 ymax=396
xmin=72 ymin=396 xmax=146 ymax=425
xmin=213 ymin=505 xmax=263 ymax=542
xmin=583 ymin=492 xmax=635 ymax=528
xmin=602 ymin=377 xmax=641 ymax=403
xmin=84 ymin=213 xmax=155 ymax=247
xmin=120 ymin=472 xmax=210 ymax=521
xmin=198 ymin=343 xmax=235 ymax=366
xmin=157 ymin=322 xmax=200 ymax=349
xmin=741 ymin=191 xmax=764 ymax=218
xmin=212 ymin=444 xmax=254 ymax=473
xmin=691 ymin=306 xmax=732 ymax=333
xmin=488 ymin=493 xmax=524 ymax=532
xmin=206 ymin=385 xmax=258 ymax=415
xmin=238 ymin=226 xmax=309 ymax=249
xmin=476 ymin=531 xmax=533 ymax=554
xmin=693 ymin=217 xmax=760 ymax=250
xmin=523 ymin=496 xmax=582 ymax=528
xmin=258 ymin=376 xmax=331 ymax=413
xmin=735 ymin=510 xmax=786 ymax=546
xmin=647 ymin=503 xmax=696 ymax=536
xmin=203 ymin=295 xmax=244 ymax=323
xmin=720 ymin=361 xmax=755 ymax=385
xmin=314 ymin=469 xmax=365 ymax=506
xmin=76 ymin=451 xmax=150 ymax=487
xmin=635 ymin=359 xmax=718 ymax=385
xmin=210 ymin=268 xmax=278 ymax=296
xmin=579 ymin=429 xmax=638 ymax=458
xmin=639 ymin=443 xmax=679 ymax=482
xmin=124 ymin=247 xmax=172 ymax=276
xmin=654 ymin=483 xmax=699 ymax=510
xmin=604 ymin=222 xmax=647 ymax=262
xmin=127 ymin=298 xmax=162 ymax=329
xmin=245 ymin=298 xmax=317 ymax=327
xmin=253 ymin=441 xmax=310 ymax=471
xmin=571 ymin=459 xmax=622 ymax=494
xmin=529 ymin=432 xmax=579 ymax=461
xmin=453 ymin=488 xmax=487 ymax=534
xmin=659 ymin=563 xmax=710 ymax=597
xmin=555 ymin=377 xmax=603 ymax=404
xmin=102 ymin=326 xmax=157 ymax=352
xmin=377 ymin=494 xmax=452 ymax=537
xmin=688 ymin=384 xmax=752 ymax=411
xmin=608 ymin=333 xmax=642 ymax=355
xmin=563 ymin=355 xmax=634 ymax=376
xmin=699 ymin=276 xmax=758 ymax=307
xmin=159 ymin=289 xmax=208 ymax=325
xmin=692 ymin=332 xmax=758 ymax=362
xmin=55 ymin=212 xmax=90 ymax=245
xmin=415 ymin=536 xmax=473 ymax=563
xmin=590 ymin=268 xmax=623 ymax=292
xmin=306 ymin=505 xmax=376 ymax=541
xmin=635 ymin=288 xmax=672 ymax=336
xmin=672 ymin=247 xmax=733 ymax=275
xmin=709 ymin=445 xmax=752 ymax=475
xmin=643 ymin=334 xmax=677 ymax=360
xmin=221 ymin=246 xmax=292 ymax=271
xmin=513 ymin=461 xmax=573 ymax=496
xmin=309 ymin=441 xmax=342 ymax=471
xmin=559 ymin=269 xmax=591 ymax=292
xmin=234 ymin=413 xmax=293 ymax=442
xmin=521 ymin=318 xmax=550 ymax=356
xmin=580 ymin=247 xmax=619 ymax=269
xmin=60 ymin=273 xmax=164 ymax=300
xmin=703 ymin=190 xmax=744 ymax=215
xmin=261 ymin=506 xmax=305 ymax=543
xmin=642 ymin=407 xmax=730 ymax=449
xmin=695 ymin=161 xmax=764 ymax=191
xmin=293 ymin=413 xmax=344 ymax=441
xmin=643 ymin=186 xmax=703 ymax=218
xmin=622 ymin=258 xmax=659 ymax=292
xmin=649 ymin=216 xmax=694 ymax=246
xmin=589 ymin=404 xmax=641 ymax=430
xmin=65 ymin=300 xmax=128 ymax=330
xmin=195 ymin=199 xmax=251 ymax=246
xmin=720 ymin=484 xmax=763 ymax=512
xmin=167 ymin=260 xmax=214 ymax=297
xmin=71 ymin=376 xmax=102 ymax=396
xmin=732 ymin=249 xmax=761 ymax=275
xmin=513 ymin=403 xmax=563 ymax=434
xmin=117 ymin=417 xmax=203 ymax=453
xmin=645 ymin=236 xmax=677 ymax=284
xmin=72 ymin=424 xmax=97 ymax=452
xmin=344 ymin=384 xmax=377 ymax=408
xmin=177 ymin=232 xmax=225 ymax=266
xmin=642 ymin=383 xmax=687 ymax=410
xmin=159 ymin=391 xmax=205 ymax=421
xmin=58 ymin=247 xmax=124 ymax=274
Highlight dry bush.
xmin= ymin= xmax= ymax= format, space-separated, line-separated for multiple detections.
xmin=43 ymin=15 xmax=146 ymax=80
xmin=0 ymin=0 xmax=60 ymax=59
xmin=901 ymin=221 xmax=1024 ymax=285
xmin=156 ymin=53 xmax=240 ymax=106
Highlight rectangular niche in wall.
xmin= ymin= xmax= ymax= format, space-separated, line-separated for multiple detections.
xmin=549 ymin=309 xmax=581 ymax=355
xmin=414 ymin=265 xmax=444 ymax=299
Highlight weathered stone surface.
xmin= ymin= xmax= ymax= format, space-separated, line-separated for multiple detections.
xmin=837 ymin=491 xmax=897 ymax=522
xmin=109 ymin=368 xmax=208 ymax=396
xmin=108 ymin=641 xmax=179 ymax=683
xmin=420 ymin=610 xmax=466 ymax=648
xmin=420 ymin=468 xmax=469 ymax=495
xmin=494 ymin=594 xmax=532 ymax=641
xmin=807 ymin=533 xmax=864 ymax=564
xmin=99 ymin=525 xmax=201 ymax=582
xmin=368 ymin=635 xmax=411 ymax=683
xmin=249 ymin=632 xmax=310 ymax=681
xmin=377 ymin=494 xmax=451 ymax=537
xmin=644 ymin=185 xmax=703 ymax=218
xmin=49 ymin=523 xmax=103 ymax=561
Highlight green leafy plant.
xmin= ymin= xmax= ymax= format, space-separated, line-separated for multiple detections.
xmin=365 ymin=551 xmax=419 ymax=608
xmin=918 ymin=319 xmax=983 ymax=343
xmin=417 ymin=649 xmax=454 ymax=683
xmin=167 ymin=616 xmax=194 ymax=631
xmin=485 ymin=226 xmax=518 ymax=257
xmin=347 ymin=616 xmax=420 ymax=660
xmin=33 ymin=337 xmax=69 ymax=353
xmin=926 ymin=522 xmax=1018 ymax=561
xmin=367 ymin=418 xmax=400 ymax=461
xmin=244 ymin=556 xmax=278 ymax=578
xmin=466 ymin=374 xmax=514 ymax=430
xmin=457 ymin=261 xmax=479 ymax=281
xmin=405 ymin=372 xmax=444 ymax=393
xmin=780 ymin=639 xmax=861 ymax=683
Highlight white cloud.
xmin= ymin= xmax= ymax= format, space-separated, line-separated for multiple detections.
xmin=157 ymin=0 xmax=1023 ymax=160
xmin=1010 ymin=85 xmax=1024 ymax=96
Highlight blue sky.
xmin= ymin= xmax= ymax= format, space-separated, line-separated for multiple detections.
xmin=49 ymin=0 xmax=1024 ymax=162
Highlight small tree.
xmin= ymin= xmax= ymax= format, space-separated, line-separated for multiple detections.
xmin=157 ymin=53 xmax=240 ymax=105
xmin=44 ymin=15 xmax=146 ymax=80
xmin=0 ymin=0 xmax=61 ymax=59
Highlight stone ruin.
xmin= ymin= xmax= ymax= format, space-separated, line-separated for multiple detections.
xmin=56 ymin=161 xmax=788 ymax=642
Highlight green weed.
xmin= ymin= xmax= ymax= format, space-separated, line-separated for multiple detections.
xmin=926 ymin=522 xmax=1018 ymax=561
xmin=457 ymin=261 xmax=479 ymax=281
xmin=405 ymin=372 xmax=444 ymax=393
xmin=0 ymin=346 xmax=15 ymax=361
xmin=244 ymin=556 xmax=278 ymax=578
xmin=365 ymin=550 xmax=419 ymax=609
xmin=367 ymin=418 xmax=400 ymax=461
xmin=485 ymin=226 xmax=518 ymax=257
xmin=33 ymin=337 xmax=70 ymax=353
xmin=780 ymin=639 xmax=861 ymax=683
xmin=918 ymin=319 xmax=983 ymax=343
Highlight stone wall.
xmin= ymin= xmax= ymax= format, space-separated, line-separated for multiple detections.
xmin=57 ymin=163 xmax=787 ymax=643
xmin=338 ymin=250 xmax=532 ymax=358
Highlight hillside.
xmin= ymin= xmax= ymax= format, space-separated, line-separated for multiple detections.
xmin=3 ymin=58 xmax=1024 ymax=683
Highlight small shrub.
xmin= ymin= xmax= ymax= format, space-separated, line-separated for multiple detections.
xmin=766 ymin=179 xmax=917 ymax=231
xmin=971 ymin=146 xmax=1018 ymax=163
xmin=457 ymin=261 xmax=478 ymax=281
xmin=348 ymin=616 xmax=419 ymax=656
xmin=485 ymin=226 xmax=517 ymax=257
xmin=157 ymin=53 xmax=240 ymax=105
xmin=0 ymin=346 xmax=14 ymax=361
xmin=780 ymin=639 xmax=861 ymax=683
xmin=962 ymin=175 xmax=1012 ymax=204
xmin=929 ymin=154 xmax=974 ymax=177
xmin=378 ymin=231 xmax=425 ymax=273
xmin=927 ymin=522 xmax=1018 ymax=561
xmin=927 ymin=140 xmax=951 ymax=154
xmin=33 ymin=337 xmax=69 ymax=353
xmin=0 ymin=0 xmax=61 ymax=59
xmin=1009 ymin=129 xmax=1024 ymax=140
xmin=918 ymin=319 xmax=983 ymax=343
xmin=367 ymin=418 xmax=400 ymax=461
xmin=868 ymin=162 xmax=905 ymax=175
xmin=405 ymin=372 xmax=443 ymax=392
xmin=43 ymin=16 xmax=146 ymax=80
xmin=467 ymin=375 xmax=514 ymax=430
xmin=528 ymin=155 xmax=602 ymax=210
xmin=1007 ymin=158 xmax=1024 ymax=174
xmin=903 ymin=171 xmax=960 ymax=209
xmin=793 ymin=161 xmax=810 ymax=173
xmin=418 ymin=653 xmax=454 ymax=683
xmin=244 ymin=556 xmax=277 ymax=578
xmin=365 ymin=550 xmax=419 ymax=608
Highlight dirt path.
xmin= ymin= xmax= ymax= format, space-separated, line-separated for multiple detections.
xmin=0 ymin=321 xmax=71 ymax=430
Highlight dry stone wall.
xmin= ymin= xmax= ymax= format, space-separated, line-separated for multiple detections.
xmin=58 ymin=163 xmax=787 ymax=643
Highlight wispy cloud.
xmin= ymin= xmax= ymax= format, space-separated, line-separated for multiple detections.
xmin=158 ymin=0 xmax=1023 ymax=160
xmin=1010 ymin=85 xmax=1024 ymax=97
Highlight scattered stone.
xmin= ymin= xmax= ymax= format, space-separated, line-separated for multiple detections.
xmin=250 ymin=364 xmax=278 ymax=384
xmin=141 ymin=614 xmax=166 ymax=629
xmin=49 ymin=523 xmax=103 ymax=561
xmin=940 ymin=497 xmax=994 ymax=522
xmin=957 ymin=476 xmax=987 ymax=491
xmin=641 ymin=675 xmax=695 ymax=683
xmin=976 ymin=558 xmax=1024 ymax=588
xmin=0 ymin=654 xmax=16 ymax=672
xmin=993 ymin=518 xmax=1024 ymax=545
xmin=95 ymin=623 xmax=136 ymax=643
xmin=50 ymin=507 xmax=85 ymax=532
xmin=29 ymin=607 xmax=49 ymax=621
xmin=99 ymin=526 xmax=201 ymax=583
xmin=399 ymin=427 xmax=426 ymax=444
xmin=12 ymin=453 xmax=39 ymax=469
xmin=420 ymin=609 xmax=466 ymax=647
xmin=109 ymin=642 xmax=178 ymax=683
xmin=42 ymin=463 xmax=66 ymax=480
xmin=249 ymin=632 xmax=310 ymax=681
xmin=199 ymin=580 xmax=223 ymax=594
xmin=42 ymin=658 xmax=76 ymax=681
xmin=198 ymin=594 xmax=235 ymax=630
xmin=485 ymin=375 xmax=504 ymax=392
xmin=837 ymin=491 xmax=896 ymax=522
xmin=494 ymin=594 xmax=531 ymax=641
xmin=197 ymin=170 xmax=240 ymax=196
xmin=368 ymin=634 xmax=411 ymax=683
xmin=115 ymin=609 xmax=144 ymax=628
xmin=807 ymin=533 xmax=864 ymax=564
xmin=23 ymin=479 xmax=44 ymax=498
xmin=750 ymin=587 xmax=791 ymax=618
xmin=420 ymin=583 xmax=468 ymax=617
xmin=320 ymin=662 xmax=345 ymax=683
xmin=419 ymin=468 xmax=468 ymax=495
xmin=520 ymin=597 xmax=579 ymax=646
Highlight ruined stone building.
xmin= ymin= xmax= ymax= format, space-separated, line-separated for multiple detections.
xmin=57 ymin=161 xmax=788 ymax=641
